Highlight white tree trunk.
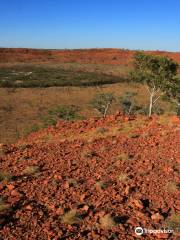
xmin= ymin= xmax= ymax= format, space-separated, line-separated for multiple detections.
xmin=149 ymin=93 xmax=153 ymax=117
xmin=146 ymin=84 xmax=162 ymax=117
xmin=103 ymin=102 xmax=111 ymax=117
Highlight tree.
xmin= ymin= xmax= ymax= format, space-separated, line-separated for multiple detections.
xmin=118 ymin=91 xmax=138 ymax=115
xmin=90 ymin=93 xmax=115 ymax=117
xmin=130 ymin=52 xmax=179 ymax=117
xmin=164 ymin=77 xmax=180 ymax=115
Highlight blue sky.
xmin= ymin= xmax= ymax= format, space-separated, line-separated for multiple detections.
xmin=0 ymin=0 xmax=180 ymax=51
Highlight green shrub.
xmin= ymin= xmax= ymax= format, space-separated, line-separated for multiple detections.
xmin=90 ymin=93 xmax=115 ymax=117
xmin=25 ymin=124 xmax=40 ymax=135
xmin=42 ymin=105 xmax=83 ymax=127
xmin=0 ymin=171 xmax=12 ymax=182
xmin=0 ymin=65 xmax=128 ymax=88
xmin=170 ymin=103 xmax=180 ymax=116
xmin=118 ymin=91 xmax=147 ymax=115
xmin=118 ymin=91 xmax=138 ymax=115
xmin=137 ymin=105 xmax=164 ymax=115
xmin=49 ymin=105 xmax=80 ymax=121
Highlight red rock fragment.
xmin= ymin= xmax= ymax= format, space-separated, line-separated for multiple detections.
xmin=125 ymin=186 xmax=130 ymax=195
xmin=82 ymin=205 xmax=89 ymax=211
xmin=127 ymin=217 xmax=138 ymax=226
xmin=25 ymin=205 xmax=33 ymax=211
xmin=43 ymin=179 xmax=49 ymax=185
xmin=151 ymin=213 xmax=164 ymax=221
xmin=171 ymin=116 xmax=180 ymax=124
xmin=63 ymin=181 xmax=69 ymax=189
xmin=133 ymin=199 xmax=144 ymax=209
xmin=174 ymin=201 xmax=180 ymax=211
xmin=7 ymin=196 xmax=20 ymax=204
xmin=0 ymin=182 xmax=4 ymax=191
xmin=55 ymin=207 xmax=64 ymax=215
xmin=80 ymin=194 xmax=86 ymax=202
xmin=155 ymin=233 xmax=170 ymax=239
xmin=7 ymin=184 xmax=15 ymax=191
xmin=10 ymin=190 xmax=20 ymax=197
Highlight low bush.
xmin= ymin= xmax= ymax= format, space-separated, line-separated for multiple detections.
xmin=61 ymin=209 xmax=81 ymax=225
xmin=49 ymin=105 xmax=79 ymax=121
xmin=90 ymin=93 xmax=115 ymax=117
xmin=42 ymin=105 xmax=84 ymax=127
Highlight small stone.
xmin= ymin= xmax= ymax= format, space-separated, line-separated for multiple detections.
xmin=151 ymin=213 xmax=164 ymax=221
xmin=127 ymin=217 xmax=138 ymax=226
xmin=133 ymin=199 xmax=144 ymax=209
xmin=0 ymin=143 xmax=4 ymax=148
xmin=25 ymin=205 xmax=33 ymax=211
xmin=55 ymin=207 xmax=64 ymax=215
xmin=7 ymin=196 xmax=20 ymax=204
xmin=135 ymin=210 xmax=145 ymax=219
xmin=10 ymin=190 xmax=20 ymax=197
xmin=80 ymin=194 xmax=86 ymax=202
xmin=155 ymin=233 xmax=170 ymax=239
xmin=82 ymin=205 xmax=89 ymax=211
xmin=174 ymin=200 xmax=180 ymax=211
xmin=0 ymin=183 xmax=4 ymax=191
xmin=54 ymin=174 xmax=62 ymax=180
xmin=7 ymin=184 xmax=15 ymax=191
xmin=43 ymin=180 xmax=49 ymax=185
xmin=64 ymin=181 xmax=69 ymax=189
xmin=171 ymin=116 xmax=180 ymax=124
xmin=125 ymin=186 xmax=130 ymax=195
xmin=96 ymin=211 xmax=106 ymax=217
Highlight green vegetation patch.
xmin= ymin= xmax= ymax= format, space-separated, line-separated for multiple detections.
xmin=0 ymin=64 xmax=128 ymax=88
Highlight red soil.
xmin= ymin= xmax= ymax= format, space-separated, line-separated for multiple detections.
xmin=1 ymin=48 xmax=180 ymax=66
xmin=0 ymin=113 xmax=179 ymax=239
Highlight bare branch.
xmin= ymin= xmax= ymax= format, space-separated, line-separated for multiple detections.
xmin=154 ymin=88 xmax=160 ymax=95
xmin=153 ymin=93 xmax=163 ymax=104
xmin=103 ymin=102 xmax=111 ymax=117
xmin=145 ymin=85 xmax=151 ymax=94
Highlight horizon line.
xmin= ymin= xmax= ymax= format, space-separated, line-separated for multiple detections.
xmin=0 ymin=46 xmax=180 ymax=53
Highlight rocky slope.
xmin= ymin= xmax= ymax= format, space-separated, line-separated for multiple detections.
xmin=0 ymin=113 xmax=179 ymax=239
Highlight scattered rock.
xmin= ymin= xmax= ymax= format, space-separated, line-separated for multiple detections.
xmin=155 ymin=233 xmax=170 ymax=239
xmin=151 ymin=213 xmax=164 ymax=221
xmin=0 ymin=114 xmax=178 ymax=239
xmin=132 ymin=199 xmax=144 ymax=209
xmin=7 ymin=184 xmax=15 ymax=191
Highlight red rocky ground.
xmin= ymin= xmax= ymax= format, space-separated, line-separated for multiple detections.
xmin=1 ymin=48 xmax=180 ymax=68
xmin=0 ymin=113 xmax=179 ymax=239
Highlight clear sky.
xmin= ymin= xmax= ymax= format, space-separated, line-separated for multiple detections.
xmin=0 ymin=0 xmax=180 ymax=51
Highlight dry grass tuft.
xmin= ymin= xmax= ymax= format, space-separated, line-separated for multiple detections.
xmin=165 ymin=213 xmax=180 ymax=230
xmin=166 ymin=182 xmax=178 ymax=193
xmin=118 ymin=173 xmax=129 ymax=182
xmin=0 ymin=203 xmax=11 ymax=212
xmin=23 ymin=166 xmax=40 ymax=176
xmin=115 ymin=153 xmax=129 ymax=161
xmin=129 ymin=133 xmax=140 ymax=138
xmin=83 ymin=150 xmax=97 ymax=158
xmin=0 ymin=198 xmax=11 ymax=212
xmin=99 ymin=214 xmax=116 ymax=229
xmin=61 ymin=209 xmax=81 ymax=225
xmin=18 ymin=144 xmax=29 ymax=151
xmin=95 ymin=181 xmax=107 ymax=190
xmin=0 ymin=171 xmax=12 ymax=182
xmin=96 ymin=127 xmax=108 ymax=134
xmin=67 ymin=178 xmax=78 ymax=187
